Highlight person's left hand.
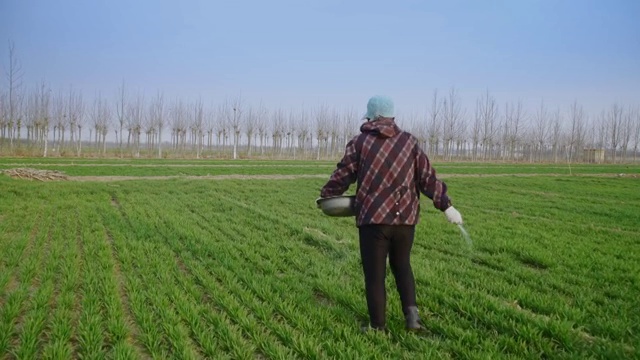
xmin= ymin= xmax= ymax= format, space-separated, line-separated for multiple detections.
xmin=444 ymin=206 xmax=463 ymax=224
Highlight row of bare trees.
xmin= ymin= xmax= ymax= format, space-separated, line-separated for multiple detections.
xmin=411 ymin=89 xmax=640 ymax=163
xmin=2 ymin=43 xmax=639 ymax=162
xmin=2 ymin=83 xmax=639 ymax=163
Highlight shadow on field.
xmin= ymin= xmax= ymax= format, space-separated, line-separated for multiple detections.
xmin=469 ymin=246 xmax=551 ymax=272
xmin=312 ymin=288 xmax=336 ymax=307
xmin=301 ymin=231 xmax=348 ymax=261
xmin=508 ymin=250 xmax=551 ymax=270
xmin=470 ymin=256 xmax=508 ymax=272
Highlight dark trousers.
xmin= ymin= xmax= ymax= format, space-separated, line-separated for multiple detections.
xmin=358 ymin=224 xmax=417 ymax=328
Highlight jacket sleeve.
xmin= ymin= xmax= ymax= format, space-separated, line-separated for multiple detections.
xmin=415 ymin=145 xmax=452 ymax=211
xmin=320 ymin=138 xmax=359 ymax=198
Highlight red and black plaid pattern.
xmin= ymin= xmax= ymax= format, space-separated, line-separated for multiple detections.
xmin=320 ymin=118 xmax=451 ymax=226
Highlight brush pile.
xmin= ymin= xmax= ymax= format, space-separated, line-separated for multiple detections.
xmin=1 ymin=168 xmax=69 ymax=181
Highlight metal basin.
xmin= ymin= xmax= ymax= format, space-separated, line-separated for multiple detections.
xmin=316 ymin=195 xmax=356 ymax=217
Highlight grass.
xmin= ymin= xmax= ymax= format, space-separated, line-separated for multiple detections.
xmin=0 ymin=157 xmax=639 ymax=177
xmin=0 ymin=158 xmax=638 ymax=359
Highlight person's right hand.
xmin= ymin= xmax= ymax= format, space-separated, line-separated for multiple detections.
xmin=445 ymin=206 xmax=463 ymax=225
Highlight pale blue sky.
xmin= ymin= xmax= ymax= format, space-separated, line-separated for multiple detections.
xmin=1 ymin=0 xmax=639 ymax=118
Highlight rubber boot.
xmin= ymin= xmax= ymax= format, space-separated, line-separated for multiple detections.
xmin=405 ymin=306 xmax=423 ymax=331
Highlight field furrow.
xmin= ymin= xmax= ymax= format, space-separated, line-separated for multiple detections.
xmin=1 ymin=206 xmax=52 ymax=358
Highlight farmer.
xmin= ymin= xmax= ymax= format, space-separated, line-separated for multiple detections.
xmin=319 ymin=95 xmax=463 ymax=332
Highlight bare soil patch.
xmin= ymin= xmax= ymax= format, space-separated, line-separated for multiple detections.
xmin=1 ymin=168 xmax=68 ymax=181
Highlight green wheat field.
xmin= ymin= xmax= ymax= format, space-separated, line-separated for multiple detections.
xmin=0 ymin=159 xmax=638 ymax=359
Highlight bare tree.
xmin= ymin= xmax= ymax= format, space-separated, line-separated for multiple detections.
xmin=325 ymin=109 xmax=340 ymax=158
xmin=533 ymin=101 xmax=550 ymax=162
xmin=67 ymin=87 xmax=84 ymax=156
xmin=596 ymin=111 xmax=607 ymax=151
xmin=100 ymin=104 xmax=111 ymax=156
xmin=632 ymin=108 xmax=640 ymax=162
xmin=522 ymin=127 xmax=536 ymax=163
xmin=314 ymin=105 xmax=329 ymax=160
xmin=74 ymin=94 xmax=84 ymax=156
xmin=185 ymin=102 xmax=194 ymax=150
xmin=619 ymin=106 xmax=635 ymax=163
xmin=408 ymin=111 xmax=426 ymax=152
xmin=583 ymin=112 xmax=595 ymax=150
xmin=51 ymin=91 xmax=66 ymax=156
xmin=513 ymin=102 xmax=526 ymax=161
xmin=0 ymin=92 xmax=7 ymax=145
xmin=471 ymin=100 xmax=482 ymax=161
xmin=144 ymin=100 xmax=157 ymax=155
xmin=502 ymin=101 xmax=524 ymax=161
xmin=272 ymin=108 xmax=286 ymax=158
xmin=22 ymin=86 xmax=49 ymax=153
xmin=218 ymin=97 xmax=243 ymax=159
xmin=550 ymin=108 xmax=563 ymax=163
xmin=607 ymin=103 xmax=624 ymax=163
xmin=442 ymin=88 xmax=466 ymax=161
xmin=5 ymin=41 xmax=24 ymax=150
xmin=426 ymin=90 xmax=442 ymax=158
xmin=115 ymin=80 xmax=127 ymax=157
xmin=15 ymin=96 xmax=25 ymax=150
xmin=286 ymin=109 xmax=297 ymax=158
xmin=215 ymin=102 xmax=230 ymax=155
xmin=21 ymin=87 xmax=41 ymax=152
xmin=127 ymin=93 xmax=144 ymax=157
xmin=23 ymin=89 xmax=40 ymax=151
xmin=204 ymin=104 xmax=215 ymax=152
xmin=455 ymin=112 xmax=468 ymax=160
xmin=255 ymin=105 xmax=268 ymax=156
xmin=179 ymin=101 xmax=188 ymax=154
xmin=91 ymin=94 xmax=111 ymax=156
xmin=297 ymin=108 xmax=311 ymax=159
xmin=244 ymin=104 xmax=257 ymax=157
xmin=153 ymin=92 xmax=165 ymax=158
xmin=52 ymin=90 xmax=68 ymax=154
xmin=23 ymin=89 xmax=35 ymax=147
xmin=567 ymin=101 xmax=585 ymax=162
xmin=170 ymin=99 xmax=187 ymax=154
xmin=478 ymin=90 xmax=499 ymax=161
xmin=34 ymin=82 xmax=51 ymax=156
xmin=340 ymin=107 xmax=359 ymax=153
xmin=192 ymin=98 xmax=205 ymax=158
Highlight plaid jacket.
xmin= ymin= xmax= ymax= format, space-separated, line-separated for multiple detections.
xmin=320 ymin=117 xmax=452 ymax=227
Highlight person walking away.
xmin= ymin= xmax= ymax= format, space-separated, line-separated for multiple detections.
xmin=319 ymin=95 xmax=463 ymax=331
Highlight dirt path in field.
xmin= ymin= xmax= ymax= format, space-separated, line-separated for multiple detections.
xmin=65 ymin=172 xmax=638 ymax=182
xmin=440 ymin=173 xmax=638 ymax=178
xmin=68 ymin=174 xmax=331 ymax=182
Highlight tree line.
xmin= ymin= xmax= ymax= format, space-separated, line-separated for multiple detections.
xmin=2 ymin=43 xmax=639 ymax=162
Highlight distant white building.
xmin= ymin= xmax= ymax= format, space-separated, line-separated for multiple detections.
xmin=583 ymin=148 xmax=605 ymax=163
